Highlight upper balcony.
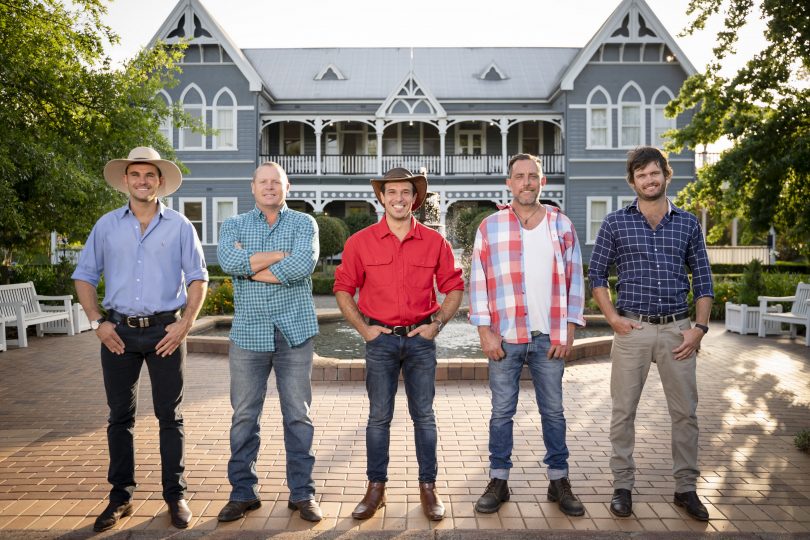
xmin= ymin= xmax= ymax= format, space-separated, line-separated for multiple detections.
xmin=259 ymin=153 xmax=565 ymax=177
xmin=260 ymin=119 xmax=565 ymax=177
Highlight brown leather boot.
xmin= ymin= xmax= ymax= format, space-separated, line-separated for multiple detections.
xmin=419 ymin=482 xmax=445 ymax=521
xmin=352 ymin=481 xmax=386 ymax=520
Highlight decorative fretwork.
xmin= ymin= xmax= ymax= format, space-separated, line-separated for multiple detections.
xmin=193 ymin=14 xmax=212 ymax=38
xmin=167 ymin=15 xmax=185 ymax=39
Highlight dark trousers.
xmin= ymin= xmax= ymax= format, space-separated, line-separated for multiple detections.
xmin=100 ymin=322 xmax=186 ymax=503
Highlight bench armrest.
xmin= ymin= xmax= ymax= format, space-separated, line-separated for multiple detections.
xmin=0 ymin=301 xmax=26 ymax=322
xmin=757 ymin=295 xmax=796 ymax=302
xmin=35 ymin=295 xmax=74 ymax=301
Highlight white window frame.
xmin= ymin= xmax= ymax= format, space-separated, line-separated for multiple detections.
xmin=212 ymin=197 xmax=238 ymax=244
xmin=212 ymin=87 xmax=237 ymax=150
xmin=279 ymin=122 xmax=305 ymax=155
xmin=518 ymin=121 xmax=543 ymax=155
xmin=586 ymin=196 xmax=612 ymax=245
xmin=617 ymin=195 xmax=636 ymax=210
xmin=454 ymin=121 xmax=486 ymax=155
xmin=179 ymin=197 xmax=207 ymax=244
xmin=156 ymin=90 xmax=173 ymax=147
xmin=586 ymin=86 xmax=612 ymax=149
xmin=161 ymin=197 xmax=173 ymax=210
xmin=618 ymin=81 xmax=645 ymax=148
xmin=179 ymin=84 xmax=206 ymax=150
xmin=651 ymin=87 xmax=676 ymax=148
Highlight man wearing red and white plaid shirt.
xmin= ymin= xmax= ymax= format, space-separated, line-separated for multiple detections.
xmin=469 ymin=153 xmax=586 ymax=517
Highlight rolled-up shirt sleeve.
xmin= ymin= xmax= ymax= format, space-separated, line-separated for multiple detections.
xmin=435 ymin=238 xmax=464 ymax=294
xmin=686 ymin=219 xmax=714 ymax=299
xmin=71 ymin=222 xmax=104 ymax=286
xmin=217 ymin=217 xmax=253 ymax=276
xmin=333 ymin=235 xmax=362 ymax=295
xmin=269 ymin=214 xmax=318 ymax=286
xmin=181 ymin=220 xmax=209 ymax=284
xmin=588 ymin=218 xmax=615 ymax=289
xmin=468 ymin=226 xmax=491 ymax=327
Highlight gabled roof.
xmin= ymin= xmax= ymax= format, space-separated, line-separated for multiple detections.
xmin=559 ymin=0 xmax=696 ymax=91
xmin=242 ymin=48 xmax=579 ymax=101
xmin=480 ymin=62 xmax=507 ymax=81
xmin=148 ymin=0 xmax=265 ymax=93
xmin=315 ymin=64 xmax=346 ymax=81
xmin=375 ymin=72 xmax=446 ymax=118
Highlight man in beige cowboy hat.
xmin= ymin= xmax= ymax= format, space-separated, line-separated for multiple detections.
xmin=333 ymin=167 xmax=464 ymax=521
xmin=73 ymin=146 xmax=208 ymax=531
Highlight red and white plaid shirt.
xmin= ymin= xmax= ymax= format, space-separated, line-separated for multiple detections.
xmin=469 ymin=205 xmax=586 ymax=345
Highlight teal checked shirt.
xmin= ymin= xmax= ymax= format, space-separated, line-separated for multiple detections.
xmin=217 ymin=205 xmax=319 ymax=352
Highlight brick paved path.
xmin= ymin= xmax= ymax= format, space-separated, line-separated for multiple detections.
xmin=0 ymin=324 xmax=808 ymax=536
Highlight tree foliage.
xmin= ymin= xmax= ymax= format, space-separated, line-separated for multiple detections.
xmin=0 ymin=0 xmax=193 ymax=264
xmin=315 ymin=215 xmax=348 ymax=262
xmin=666 ymin=0 xmax=810 ymax=257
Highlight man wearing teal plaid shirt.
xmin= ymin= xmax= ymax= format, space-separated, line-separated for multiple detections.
xmin=216 ymin=162 xmax=322 ymax=523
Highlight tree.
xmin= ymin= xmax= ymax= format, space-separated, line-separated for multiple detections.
xmin=315 ymin=215 xmax=348 ymax=270
xmin=666 ymin=0 xmax=810 ymax=258
xmin=0 ymin=0 xmax=194 ymax=266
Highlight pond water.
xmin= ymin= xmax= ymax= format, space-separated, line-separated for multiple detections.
xmin=203 ymin=315 xmax=612 ymax=359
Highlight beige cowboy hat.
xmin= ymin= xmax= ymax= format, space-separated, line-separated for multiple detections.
xmin=370 ymin=167 xmax=428 ymax=211
xmin=103 ymin=146 xmax=183 ymax=197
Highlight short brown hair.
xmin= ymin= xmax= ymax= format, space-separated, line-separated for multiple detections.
xmin=507 ymin=153 xmax=544 ymax=178
xmin=253 ymin=161 xmax=289 ymax=184
xmin=626 ymin=146 xmax=672 ymax=184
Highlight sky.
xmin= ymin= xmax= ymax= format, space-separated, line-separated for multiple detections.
xmin=101 ymin=0 xmax=768 ymax=76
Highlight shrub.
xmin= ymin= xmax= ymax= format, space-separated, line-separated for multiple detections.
xmin=316 ymin=215 xmax=349 ymax=263
xmin=796 ymin=429 xmax=810 ymax=453
xmin=311 ymin=273 xmax=335 ymax=295
xmin=8 ymin=259 xmax=77 ymax=296
xmin=202 ymin=279 xmax=234 ymax=315
xmin=737 ymin=259 xmax=766 ymax=305
xmin=343 ymin=212 xmax=377 ymax=235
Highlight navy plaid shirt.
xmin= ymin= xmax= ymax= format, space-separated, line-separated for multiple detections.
xmin=588 ymin=198 xmax=713 ymax=315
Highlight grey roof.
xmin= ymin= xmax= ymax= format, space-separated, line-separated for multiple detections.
xmin=242 ymin=47 xmax=580 ymax=101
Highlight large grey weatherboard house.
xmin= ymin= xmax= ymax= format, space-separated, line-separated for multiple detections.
xmin=149 ymin=0 xmax=697 ymax=262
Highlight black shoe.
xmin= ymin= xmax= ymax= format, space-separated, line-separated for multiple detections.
xmin=93 ymin=501 xmax=133 ymax=532
xmin=547 ymin=477 xmax=585 ymax=517
xmin=288 ymin=499 xmax=323 ymax=522
xmin=217 ymin=499 xmax=261 ymax=522
xmin=167 ymin=498 xmax=192 ymax=529
xmin=674 ymin=491 xmax=709 ymax=521
xmin=474 ymin=478 xmax=510 ymax=513
xmin=609 ymin=488 xmax=632 ymax=517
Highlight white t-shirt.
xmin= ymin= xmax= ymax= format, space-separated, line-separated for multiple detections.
xmin=522 ymin=215 xmax=553 ymax=334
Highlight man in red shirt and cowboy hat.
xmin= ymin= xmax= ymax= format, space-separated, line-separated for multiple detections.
xmin=333 ymin=167 xmax=464 ymax=521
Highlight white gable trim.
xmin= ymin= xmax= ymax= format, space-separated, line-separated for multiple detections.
xmin=375 ymin=72 xmax=446 ymax=119
xmin=479 ymin=62 xmax=507 ymax=81
xmin=315 ymin=64 xmax=346 ymax=81
xmin=148 ymin=0 xmax=265 ymax=93
xmin=559 ymin=0 xmax=696 ymax=91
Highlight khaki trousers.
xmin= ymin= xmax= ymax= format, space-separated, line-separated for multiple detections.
xmin=609 ymin=317 xmax=699 ymax=492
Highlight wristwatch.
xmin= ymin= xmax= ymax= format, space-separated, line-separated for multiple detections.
xmin=694 ymin=323 xmax=709 ymax=334
xmin=433 ymin=318 xmax=444 ymax=333
xmin=90 ymin=317 xmax=105 ymax=331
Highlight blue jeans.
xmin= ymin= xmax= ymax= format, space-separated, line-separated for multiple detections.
xmin=227 ymin=330 xmax=316 ymax=503
xmin=488 ymin=333 xmax=569 ymax=481
xmin=364 ymin=333 xmax=438 ymax=483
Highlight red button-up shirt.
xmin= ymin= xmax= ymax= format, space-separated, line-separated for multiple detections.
xmin=333 ymin=217 xmax=464 ymax=326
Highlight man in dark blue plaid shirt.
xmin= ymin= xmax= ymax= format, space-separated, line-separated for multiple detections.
xmin=589 ymin=147 xmax=713 ymax=522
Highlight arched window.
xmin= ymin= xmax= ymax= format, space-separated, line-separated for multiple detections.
xmin=618 ymin=82 xmax=644 ymax=147
xmin=586 ymin=87 xmax=611 ymax=149
xmin=213 ymin=88 xmax=237 ymax=150
xmin=651 ymin=87 xmax=676 ymax=148
xmin=155 ymin=90 xmax=173 ymax=147
xmin=180 ymin=84 xmax=205 ymax=150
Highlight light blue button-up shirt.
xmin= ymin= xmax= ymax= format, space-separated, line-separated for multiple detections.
xmin=72 ymin=202 xmax=208 ymax=315
xmin=217 ymin=204 xmax=319 ymax=351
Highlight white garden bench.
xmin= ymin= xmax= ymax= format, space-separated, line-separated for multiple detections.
xmin=0 ymin=281 xmax=75 ymax=349
xmin=758 ymin=282 xmax=810 ymax=347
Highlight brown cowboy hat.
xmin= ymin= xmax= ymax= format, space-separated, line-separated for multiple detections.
xmin=370 ymin=167 xmax=427 ymax=210
xmin=103 ymin=146 xmax=183 ymax=197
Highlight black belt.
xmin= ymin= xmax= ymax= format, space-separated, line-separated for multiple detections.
xmin=617 ymin=309 xmax=689 ymax=325
xmin=368 ymin=317 xmax=433 ymax=337
xmin=107 ymin=310 xmax=179 ymax=328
